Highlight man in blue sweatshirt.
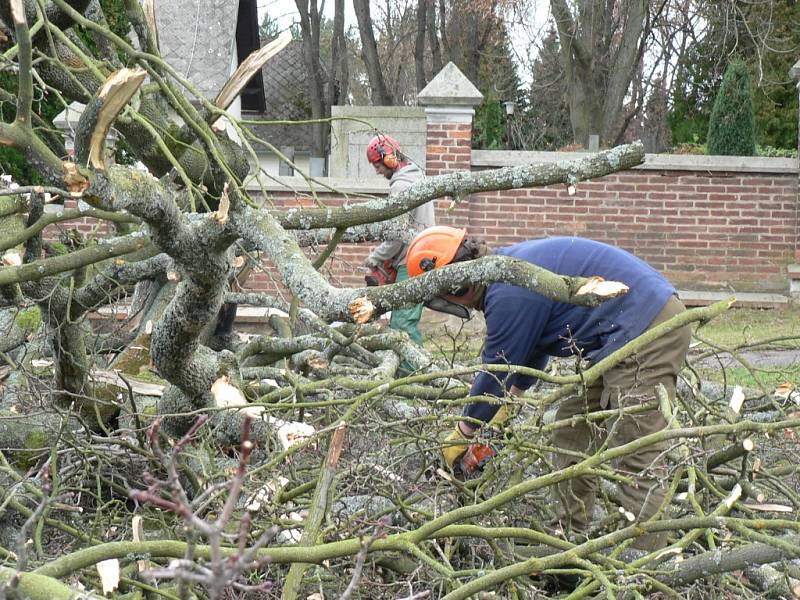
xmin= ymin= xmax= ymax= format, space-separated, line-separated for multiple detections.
xmin=406 ymin=226 xmax=692 ymax=550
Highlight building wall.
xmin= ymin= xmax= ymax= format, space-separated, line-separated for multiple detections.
xmin=457 ymin=168 xmax=797 ymax=292
xmin=329 ymin=106 xmax=427 ymax=179
xmin=53 ymin=144 xmax=799 ymax=298
xmin=244 ymin=142 xmax=800 ymax=296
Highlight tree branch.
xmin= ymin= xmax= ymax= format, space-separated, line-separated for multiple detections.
xmin=9 ymin=0 xmax=32 ymax=127
xmin=275 ymin=142 xmax=645 ymax=230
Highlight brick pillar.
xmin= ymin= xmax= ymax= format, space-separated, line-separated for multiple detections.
xmin=789 ymin=59 xmax=800 ymax=295
xmin=417 ymin=62 xmax=483 ymax=230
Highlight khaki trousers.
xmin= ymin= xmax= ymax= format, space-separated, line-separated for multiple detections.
xmin=552 ymin=295 xmax=691 ymax=550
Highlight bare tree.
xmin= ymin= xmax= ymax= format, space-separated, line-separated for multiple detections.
xmin=548 ymin=0 xmax=652 ymax=146
xmin=353 ymin=0 xmax=394 ymax=104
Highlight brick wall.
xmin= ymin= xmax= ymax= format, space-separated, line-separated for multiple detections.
xmin=48 ymin=151 xmax=799 ymax=297
xmin=240 ymin=193 xmax=375 ymax=297
xmin=464 ymin=166 xmax=798 ymax=293
xmin=426 ymin=121 xmax=473 ymax=230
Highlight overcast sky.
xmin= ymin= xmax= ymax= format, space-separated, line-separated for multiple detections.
xmin=254 ymin=0 xmax=551 ymax=86
xmin=257 ymin=0 xmax=357 ymax=30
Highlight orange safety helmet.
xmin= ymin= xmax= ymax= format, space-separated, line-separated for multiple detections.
xmin=406 ymin=226 xmax=467 ymax=277
xmin=366 ymin=134 xmax=402 ymax=170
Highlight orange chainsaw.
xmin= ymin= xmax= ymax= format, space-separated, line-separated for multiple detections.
xmin=457 ymin=443 xmax=498 ymax=478
xmin=364 ymin=260 xmax=397 ymax=287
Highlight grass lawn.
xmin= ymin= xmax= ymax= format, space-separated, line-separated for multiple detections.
xmin=422 ymin=302 xmax=800 ymax=391
xmin=693 ymin=303 xmax=800 ymax=350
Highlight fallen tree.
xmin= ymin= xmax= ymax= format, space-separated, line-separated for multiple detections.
xmin=1 ymin=1 xmax=800 ymax=599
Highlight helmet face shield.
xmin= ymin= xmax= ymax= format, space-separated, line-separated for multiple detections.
xmin=424 ymin=296 xmax=471 ymax=319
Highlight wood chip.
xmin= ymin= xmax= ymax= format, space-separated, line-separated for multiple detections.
xmin=575 ymin=276 xmax=629 ymax=298
xmin=742 ymin=503 xmax=793 ymax=513
xmin=62 ymin=162 xmax=89 ymax=194
xmin=348 ymin=296 xmax=375 ymax=324
xmin=96 ymin=558 xmax=120 ymax=594
xmin=90 ymin=369 xmax=164 ymax=396
xmin=729 ymin=385 xmax=745 ymax=414
xmin=131 ymin=516 xmax=149 ymax=572
xmin=213 ymin=183 xmax=230 ymax=224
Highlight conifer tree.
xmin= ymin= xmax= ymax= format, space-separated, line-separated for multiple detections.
xmin=707 ymin=59 xmax=756 ymax=156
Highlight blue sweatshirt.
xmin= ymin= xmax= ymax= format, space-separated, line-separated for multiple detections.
xmin=466 ymin=237 xmax=676 ymax=423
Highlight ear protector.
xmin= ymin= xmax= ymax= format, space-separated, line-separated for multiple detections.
xmin=376 ymin=141 xmax=400 ymax=169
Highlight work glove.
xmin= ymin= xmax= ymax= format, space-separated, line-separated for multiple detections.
xmin=441 ymin=405 xmax=512 ymax=470
xmin=442 ymin=426 xmax=472 ymax=470
xmin=487 ymin=404 xmax=510 ymax=430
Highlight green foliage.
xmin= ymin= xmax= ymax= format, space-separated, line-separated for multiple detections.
xmin=100 ymin=0 xmax=131 ymax=40
xmin=74 ymin=0 xmax=131 ymax=62
xmin=468 ymin=23 xmax=524 ymax=150
xmin=672 ymin=142 xmax=707 ymax=155
xmin=755 ymin=145 xmax=797 ymax=159
xmin=750 ymin=1 xmax=799 ymax=149
xmin=522 ymin=27 xmax=572 ymax=150
xmin=14 ymin=307 xmax=42 ymax=333
xmin=260 ymin=12 xmax=301 ymax=44
xmin=669 ymin=1 xmax=798 ymax=152
xmin=0 ymin=73 xmax=64 ymax=184
xmin=260 ymin=12 xmax=282 ymax=43
xmin=473 ymin=100 xmax=505 ymax=150
xmin=667 ymin=41 xmax=718 ymax=146
xmin=47 ymin=241 xmax=70 ymax=256
xmin=707 ymin=59 xmax=756 ymax=156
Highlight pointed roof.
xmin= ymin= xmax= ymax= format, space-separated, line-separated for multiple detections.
xmin=155 ymin=0 xmax=238 ymax=99
xmin=245 ymin=39 xmax=314 ymax=152
xmin=417 ymin=62 xmax=484 ymax=107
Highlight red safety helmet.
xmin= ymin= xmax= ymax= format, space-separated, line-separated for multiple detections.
xmin=406 ymin=226 xmax=467 ymax=277
xmin=366 ymin=134 xmax=402 ymax=170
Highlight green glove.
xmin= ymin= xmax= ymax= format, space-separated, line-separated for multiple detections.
xmin=442 ymin=426 xmax=471 ymax=469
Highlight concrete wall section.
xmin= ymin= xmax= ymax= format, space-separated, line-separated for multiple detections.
xmin=329 ymin=106 xmax=427 ymax=178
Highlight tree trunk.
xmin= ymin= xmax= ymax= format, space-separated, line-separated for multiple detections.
xmin=551 ymin=0 xmax=650 ymax=147
xmin=328 ymin=0 xmax=348 ymax=108
xmin=296 ymin=0 xmax=329 ymax=158
xmin=353 ymin=0 xmax=393 ymax=105
xmin=427 ymin=0 xmax=442 ymax=73
xmin=414 ymin=0 xmax=428 ymax=92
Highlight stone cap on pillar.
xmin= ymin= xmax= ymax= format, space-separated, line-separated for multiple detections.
xmin=791 ymin=58 xmax=800 ymax=83
xmin=417 ymin=62 xmax=483 ymax=106
xmin=417 ymin=62 xmax=483 ymax=123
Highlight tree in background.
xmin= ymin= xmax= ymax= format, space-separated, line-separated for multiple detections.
xmin=747 ymin=0 xmax=799 ymax=150
xmin=548 ymin=0 xmax=655 ymax=147
xmin=473 ymin=100 xmax=504 ymax=149
xmin=473 ymin=21 xmax=524 ymax=149
xmin=519 ymin=26 xmax=572 ymax=150
xmin=667 ymin=38 xmax=719 ymax=148
xmin=707 ymin=58 xmax=756 ymax=156
xmin=353 ymin=0 xmax=393 ymax=104
xmin=348 ymin=0 xmax=526 ymax=146
xmin=668 ymin=0 xmax=798 ymax=153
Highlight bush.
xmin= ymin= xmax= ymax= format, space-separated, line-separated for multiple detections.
xmin=473 ymin=100 xmax=505 ymax=149
xmin=756 ymin=145 xmax=798 ymax=158
xmin=707 ymin=59 xmax=756 ymax=156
